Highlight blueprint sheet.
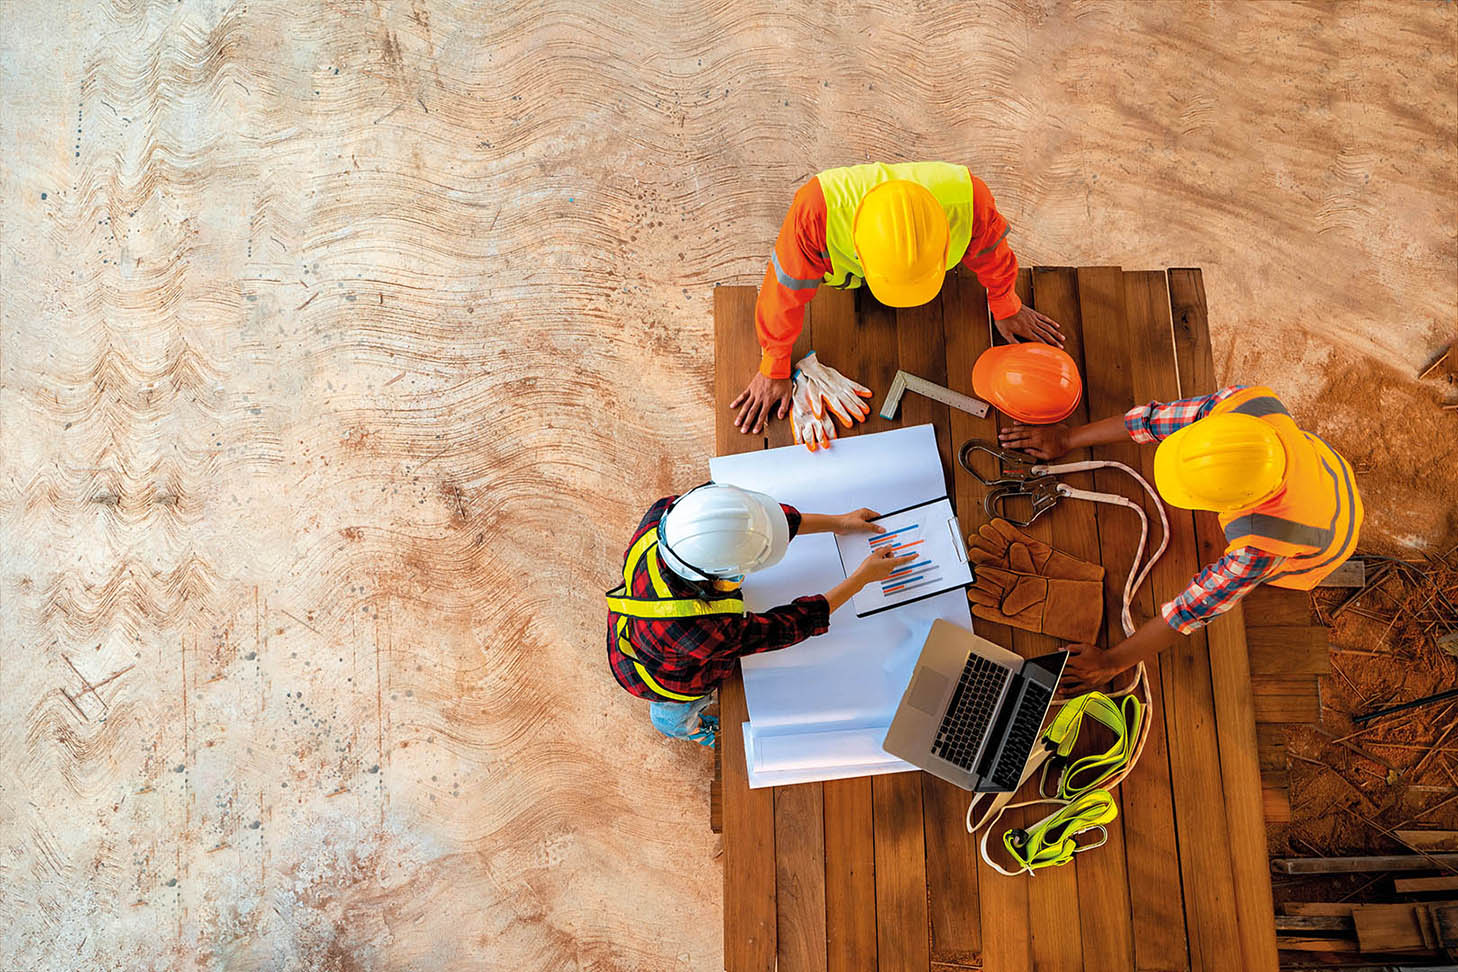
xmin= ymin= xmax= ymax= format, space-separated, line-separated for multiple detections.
xmin=709 ymin=425 xmax=974 ymax=788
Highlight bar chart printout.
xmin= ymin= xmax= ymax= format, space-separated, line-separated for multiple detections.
xmin=835 ymin=497 xmax=972 ymax=617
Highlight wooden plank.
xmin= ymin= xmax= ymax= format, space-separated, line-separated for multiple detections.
xmin=1274 ymin=915 xmax=1354 ymax=932
xmin=1245 ymin=627 xmax=1331 ymax=675
xmin=1395 ymin=876 xmax=1458 ymax=893
xmin=1274 ymin=855 xmax=1458 ymax=875
xmin=715 ymin=286 xmax=771 ymax=454
xmin=922 ymin=774 xmax=982 ymax=968
xmin=1251 ymin=676 xmax=1320 ymax=723
xmin=1273 ymin=936 xmax=1360 ymax=953
xmin=824 ymin=777 xmax=877 ymax=972
xmin=1264 ymin=786 xmax=1292 ymax=824
xmin=1241 ymin=586 xmax=1315 ymax=627
xmin=775 ymin=783 xmax=828 ymax=972
xmin=1075 ymin=265 xmax=1191 ymax=972
xmin=1353 ymin=903 xmax=1436 ymax=951
xmin=1317 ymin=559 xmax=1366 ymax=588
xmin=872 ymin=772 xmax=931 ymax=972
xmin=1020 ymin=266 xmax=1115 ymax=972
xmin=1125 ymin=269 xmax=1242 ymax=972
xmin=1284 ymin=902 xmax=1358 ymax=917
xmin=712 ymin=742 xmax=722 ymax=833
xmin=944 ymin=267 xmax=1031 ymax=972
xmin=894 ymin=298 xmax=953 ymax=496
xmin=764 ymin=296 xmax=816 ymax=450
xmin=1397 ymin=831 xmax=1458 ymax=852
xmin=1173 ymin=264 xmax=1287 ymax=972
xmin=1258 ymin=724 xmax=1288 ymax=772
xmin=714 ymin=286 xmax=778 ymax=972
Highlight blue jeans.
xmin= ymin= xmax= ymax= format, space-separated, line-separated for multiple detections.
xmin=650 ymin=695 xmax=717 ymax=746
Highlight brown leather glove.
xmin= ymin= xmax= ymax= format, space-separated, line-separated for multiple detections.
xmin=969 ymin=519 xmax=1104 ymax=583
xmin=967 ymin=566 xmax=1104 ymax=644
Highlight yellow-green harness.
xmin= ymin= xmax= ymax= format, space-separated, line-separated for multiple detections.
xmin=968 ymin=675 xmax=1150 ymax=876
xmin=605 ymin=530 xmax=744 ymax=702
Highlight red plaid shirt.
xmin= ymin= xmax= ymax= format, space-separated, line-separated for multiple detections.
xmin=606 ymin=497 xmax=831 ymax=701
xmin=1124 ymin=386 xmax=1285 ymax=634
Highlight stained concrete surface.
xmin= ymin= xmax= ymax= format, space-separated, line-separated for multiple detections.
xmin=0 ymin=1 xmax=1454 ymax=969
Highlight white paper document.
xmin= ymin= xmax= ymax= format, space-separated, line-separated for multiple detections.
xmin=709 ymin=425 xmax=975 ymax=788
xmin=834 ymin=497 xmax=972 ymax=617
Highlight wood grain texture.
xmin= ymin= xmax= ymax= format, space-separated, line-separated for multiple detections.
xmin=1171 ymin=267 xmax=1280 ymax=972
xmin=2 ymin=3 xmax=1452 ymax=965
xmin=824 ymin=776 xmax=878 ymax=972
xmin=1076 ymin=266 xmax=1192 ymax=972
xmin=1124 ymin=269 xmax=1243 ymax=972
xmin=775 ymin=783 xmax=828 ymax=972
xmin=872 ymin=772 xmax=931 ymax=972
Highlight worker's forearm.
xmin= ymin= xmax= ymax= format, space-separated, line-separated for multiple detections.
xmin=823 ymin=574 xmax=865 ymax=615
xmin=1067 ymin=415 xmax=1134 ymax=451
xmin=1108 ymin=614 xmax=1183 ymax=670
xmin=797 ymin=513 xmax=836 ymax=535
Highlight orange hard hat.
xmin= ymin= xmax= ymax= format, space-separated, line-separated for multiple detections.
xmin=972 ymin=343 xmax=1083 ymax=424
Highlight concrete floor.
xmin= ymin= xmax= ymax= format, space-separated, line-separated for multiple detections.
xmin=1 ymin=1 xmax=1453 ymax=969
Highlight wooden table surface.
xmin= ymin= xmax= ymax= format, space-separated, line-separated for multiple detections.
xmin=713 ymin=267 xmax=1278 ymax=972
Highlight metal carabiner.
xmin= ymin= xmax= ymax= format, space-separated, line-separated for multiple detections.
xmin=958 ymin=438 xmax=1043 ymax=486
xmin=984 ymin=478 xmax=1064 ymax=528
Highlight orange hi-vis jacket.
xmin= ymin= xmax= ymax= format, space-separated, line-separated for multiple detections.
xmin=754 ymin=165 xmax=1023 ymax=379
xmin=1212 ymin=386 xmax=1364 ymax=590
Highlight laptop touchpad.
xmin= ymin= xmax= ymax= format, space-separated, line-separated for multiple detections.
xmin=907 ymin=670 xmax=949 ymax=715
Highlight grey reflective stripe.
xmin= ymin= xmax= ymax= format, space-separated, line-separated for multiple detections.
xmin=1223 ymin=513 xmax=1332 ymax=549
xmin=966 ymin=225 xmax=1011 ymax=259
xmin=1229 ymin=395 xmax=1290 ymax=418
xmin=770 ymin=251 xmax=821 ymax=291
xmin=1272 ymin=440 xmax=1359 ymax=578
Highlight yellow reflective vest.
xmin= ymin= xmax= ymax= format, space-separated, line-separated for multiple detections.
xmin=817 ymin=161 xmax=975 ymax=289
xmin=605 ymin=529 xmax=745 ymax=701
xmin=1212 ymin=386 xmax=1364 ymax=590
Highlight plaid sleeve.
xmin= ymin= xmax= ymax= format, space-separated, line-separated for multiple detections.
xmin=782 ymin=504 xmax=802 ymax=538
xmin=1160 ymin=546 xmax=1284 ymax=634
xmin=1124 ymin=386 xmax=1248 ymax=444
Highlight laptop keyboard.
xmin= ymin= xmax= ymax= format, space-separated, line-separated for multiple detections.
xmin=931 ymin=654 xmax=1009 ymax=770
xmin=988 ymin=680 xmax=1053 ymax=791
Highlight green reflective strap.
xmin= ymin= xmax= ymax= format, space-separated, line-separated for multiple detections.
xmin=1003 ymin=790 xmax=1118 ymax=872
xmin=1041 ymin=691 xmax=1145 ymax=798
xmin=605 ymin=589 xmax=745 ymax=619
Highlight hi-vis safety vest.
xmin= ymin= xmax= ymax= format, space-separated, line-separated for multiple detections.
xmin=816 ymin=162 xmax=977 ymax=290
xmin=604 ymin=529 xmax=744 ymax=702
xmin=1211 ymin=386 xmax=1364 ymax=590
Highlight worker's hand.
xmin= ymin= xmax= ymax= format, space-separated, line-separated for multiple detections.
xmin=994 ymin=306 xmax=1065 ymax=348
xmin=852 ymin=547 xmax=919 ymax=587
xmin=833 ymin=508 xmax=885 ymax=536
xmin=731 ymin=373 xmax=793 ymax=434
xmin=999 ymin=422 xmax=1071 ymax=460
xmin=1060 ymin=642 xmax=1130 ymax=695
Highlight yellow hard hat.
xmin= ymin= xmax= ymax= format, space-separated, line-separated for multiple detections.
xmin=853 ymin=180 xmax=949 ymax=307
xmin=1153 ymin=413 xmax=1288 ymax=512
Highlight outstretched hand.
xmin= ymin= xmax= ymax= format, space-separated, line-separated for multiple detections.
xmin=834 ymin=508 xmax=885 ymax=536
xmin=994 ymin=306 xmax=1065 ymax=347
xmin=999 ymin=422 xmax=1072 ymax=461
xmin=731 ymin=373 xmax=793 ymax=434
xmin=1060 ymin=642 xmax=1130 ymax=695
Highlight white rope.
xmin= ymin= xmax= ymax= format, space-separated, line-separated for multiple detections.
xmin=966 ymin=459 xmax=1168 ymax=872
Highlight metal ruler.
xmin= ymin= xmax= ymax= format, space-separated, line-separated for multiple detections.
xmin=879 ymin=370 xmax=991 ymax=420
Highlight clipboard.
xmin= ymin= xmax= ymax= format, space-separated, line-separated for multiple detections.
xmin=833 ymin=497 xmax=973 ymax=617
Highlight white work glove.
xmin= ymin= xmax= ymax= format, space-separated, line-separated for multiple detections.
xmin=791 ymin=371 xmax=837 ymax=451
xmin=796 ymin=352 xmax=872 ymax=428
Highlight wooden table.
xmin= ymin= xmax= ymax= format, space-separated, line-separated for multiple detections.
xmin=713 ymin=267 xmax=1279 ymax=972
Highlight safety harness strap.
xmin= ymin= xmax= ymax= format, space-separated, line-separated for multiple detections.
xmin=984 ymin=790 xmax=1118 ymax=875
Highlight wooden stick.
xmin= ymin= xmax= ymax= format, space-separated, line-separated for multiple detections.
xmin=1418 ymin=346 xmax=1450 ymax=380
xmin=1271 ymin=853 xmax=1458 ymax=874
xmin=1340 ymin=807 xmax=1458 ymax=875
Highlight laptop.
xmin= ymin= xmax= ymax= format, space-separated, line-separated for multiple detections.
xmin=883 ymin=619 xmax=1068 ymax=792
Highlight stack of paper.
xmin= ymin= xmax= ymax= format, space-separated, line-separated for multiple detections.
xmin=709 ymin=425 xmax=974 ymax=788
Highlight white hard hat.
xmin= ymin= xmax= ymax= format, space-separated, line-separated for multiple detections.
xmin=658 ymin=484 xmax=791 ymax=582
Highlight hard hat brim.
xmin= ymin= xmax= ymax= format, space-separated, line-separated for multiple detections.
xmin=1153 ymin=428 xmax=1205 ymax=511
xmin=864 ymin=266 xmax=945 ymax=308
